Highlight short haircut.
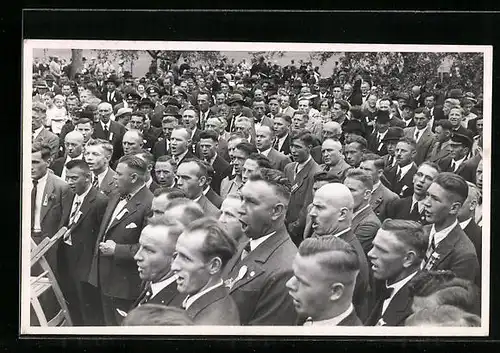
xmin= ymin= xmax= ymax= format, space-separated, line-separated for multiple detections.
xmin=335 ymin=99 xmax=350 ymax=112
xmin=313 ymin=171 xmax=343 ymax=184
xmin=247 ymin=153 xmax=272 ymax=169
xmin=274 ymin=113 xmax=292 ymax=125
xmin=405 ymin=305 xmax=481 ymax=327
xmin=32 ymin=143 xmax=52 ymax=161
xmin=228 ymin=131 xmax=246 ymax=142
xmin=179 ymin=158 xmax=208 ymax=179
xmin=435 ymin=119 xmax=453 ymax=130
xmin=117 ymin=154 xmax=148 ymax=177
xmin=234 ymin=141 xmax=258 ymax=156
xmin=156 ymin=155 xmax=176 ymax=165
xmin=122 ymin=304 xmax=194 ymax=326
xmin=344 ymin=168 xmax=373 ymax=191
xmin=164 ymin=198 xmax=205 ymax=226
xmin=298 ymin=236 xmax=360 ymax=283
xmin=87 ymin=138 xmax=114 ymax=156
xmin=360 ymin=152 xmax=384 ymax=170
xmin=397 ymin=136 xmax=417 ymax=151
xmin=433 ymin=172 xmax=469 ymax=204
xmin=380 ymin=219 xmax=428 ymax=260
xmin=65 ymin=159 xmax=91 ymax=175
xmin=414 ymin=107 xmax=430 ymax=118
xmin=449 ymin=106 xmax=464 ymax=116
xmin=292 ymin=110 xmax=309 ymax=121
xmin=248 ymin=168 xmax=291 ymax=206
xmin=130 ymin=111 xmax=147 ymax=121
xmin=75 ymin=117 xmax=93 ymax=126
xmin=134 ymin=150 xmax=154 ymax=167
xmin=32 ymin=101 xmax=47 ymax=113
xmin=199 ymin=130 xmax=219 ymax=143
xmin=172 ymin=126 xmax=192 ymax=139
xmin=183 ymin=217 xmax=237 ymax=267
xmin=419 ymin=161 xmax=442 ymax=174
xmin=162 ymin=115 xmax=178 ymax=125
xmin=290 ymin=129 xmax=316 ymax=147
xmin=347 ymin=135 xmax=367 ymax=150
xmin=152 ymin=186 xmax=186 ymax=199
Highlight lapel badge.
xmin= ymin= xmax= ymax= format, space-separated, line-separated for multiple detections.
xmin=43 ymin=194 xmax=49 ymax=206
xmin=250 ymin=271 xmax=255 ymax=277
xmin=376 ymin=318 xmax=387 ymax=326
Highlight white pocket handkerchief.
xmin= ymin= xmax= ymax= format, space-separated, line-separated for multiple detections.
xmin=125 ymin=222 xmax=137 ymax=229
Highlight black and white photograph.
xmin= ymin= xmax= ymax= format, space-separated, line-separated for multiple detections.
xmin=21 ymin=40 xmax=491 ymax=336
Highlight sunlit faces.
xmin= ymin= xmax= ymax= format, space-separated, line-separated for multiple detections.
xmin=98 ymin=104 xmax=113 ymax=123
xmin=273 ymin=117 xmax=290 ymax=138
xmin=343 ymin=177 xmax=370 ymax=211
xmin=227 ymin=138 xmax=245 ymax=164
xmin=291 ymin=114 xmax=307 ymax=131
xmin=414 ymin=112 xmax=430 ymax=130
xmin=359 ymin=160 xmax=379 ymax=183
xmin=280 ymin=95 xmax=291 ymax=109
xmin=114 ymin=161 xmax=140 ymax=195
xmin=395 ymin=141 xmax=415 ymax=167
xmin=298 ymin=100 xmax=310 ymax=114
xmin=255 ymin=126 xmax=273 ymax=151
xmin=476 ymin=160 xmax=483 ymax=189
xmin=129 ymin=115 xmax=145 ymax=131
xmin=412 ymin=164 xmax=439 ymax=197
xmin=290 ymin=138 xmax=310 ymax=164
xmin=241 ymin=158 xmax=260 ymax=184
xmin=308 ymin=191 xmax=342 ymax=236
xmin=423 ymin=182 xmax=459 ymax=224
xmin=182 ymin=109 xmax=198 ymax=130
xmin=150 ymin=193 xmax=171 ymax=220
xmin=332 ymin=87 xmax=342 ymax=100
xmin=321 ymin=139 xmax=342 ymax=166
xmin=268 ymin=99 xmax=280 ymax=114
xmin=31 ymin=150 xmax=49 ymax=180
xmin=448 ymin=108 xmax=463 ymax=128
xmin=65 ymin=166 xmax=90 ymax=195
xmin=378 ymin=99 xmax=391 ymax=112
xmin=53 ymin=97 xmax=65 ymax=109
xmin=424 ymin=95 xmax=435 ymax=109
xmin=175 ymin=161 xmax=204 ymax=199
xmin=154 ymin=160 xmax=175 ymax=187
xmin=231 ymin=147 xmax=248 ymax=176
xmin=344 ymin=142 xmax=364 ymax=167
xmin=122 ymin=131 xmax=144 ymax=156
xmin=64 ymin=133 xmax=84 ymax=159
xmin=234 ymin=119 xmax=252 ymax=138
xmin=253 ymin=100 xmax=266 ymax=118
xmin=32 ymin=110 xmax=45 ymax=131
xmin=84 ymin=144 xmax=110 ymax=174
xmin=367 ymin=228 xmax=407 ymax=282
xmin=161 ymin=120 xmax=178 ymax=140
xmin=199 ymin=138 xmax=217 ymax=161
xmin=197 ymin=94 xmax=210 ymax=112
xmin=170 ymin=128 xmax=190 ymax=156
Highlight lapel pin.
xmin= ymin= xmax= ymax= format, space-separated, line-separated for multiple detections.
xmin=250 ymin=271 xmax=255 ymax=277
xmin=43 ymin=194 xmax=49 ymax=206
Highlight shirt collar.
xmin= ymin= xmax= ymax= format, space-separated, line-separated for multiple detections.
xmin=372 ymin=181 xmax=381 ymax=192
xmin=33 ymin=126 xmax=44 ymax=139
xmin=150 ymin=274 xmax=178 ymax=298
xmin=430 ymin=219 xmax=458 ymax=246
xmin=278 ymin=133 xmax=288 ymax=143
xmin=250 ymin=231 xmax=276 ymax=252
xmin=145 ymin=177 xmax=152 ymax=189
xmin=297 ymin=155 xmax=312 ymax=170
xmin=208 ymin=153 xmax=217 ymax=166
xmin=331 ymin=227 xmax=351 ymax=238
xmin=76 ymin=184 xmax=92 ymax=202
xmin=353 ymin=204 xmax=370 ymax=219
xmin=377 ymin=130 xmax=388 ymax=138
xmin=459 ymin=217 xmax=472 ymax=230
xmin=384 ymin=270 xmax=419 ymax=312
xmin=304 ymin=304 xmax=354 ymax=326
xmin=34 ymin=171 xmax=49 ymax=184
xmin=182 ymin=279 xmax=224 ymax=310
xmin=175 ymin=149 xmax=188 ymax=162
xmin=397 ymin=162 xmax=414 ymax=179
xmin=127 ymin=184 xmax=145 ymax=200
xmin=202 ymin=186 xmax=210 ymax=195
xmin=260 ymin=147 xmax=272 ymax=156
xmin=411 ymin=195 xmax=425 ymax=212
xmin=101 ymin=120 xmax=110 ymax=130
xmin=452 ymin=155 xmax=467 ymax=166
xmin=66 ymin=153 xmax=83 ymax=163
xmin=193 ymin=194 xmax=203 ymax=203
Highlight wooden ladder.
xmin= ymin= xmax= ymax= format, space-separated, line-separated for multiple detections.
xmin=30 ymin=227 xmax=73 ymax=326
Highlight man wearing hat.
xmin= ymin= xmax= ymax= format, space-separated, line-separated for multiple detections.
xmin=33 ymin=79 xmax=49 ymax=100
xmin=146 ymin=85 xmax=165 ymax=128
xmin=367 ymin=111 xmax=391 ymax=155
xmin=115 ymin=107 xmax=133 ymax=127
xmin=226 ymin=93 xmax=253 ymax=132
xmin=316 ymin=78 xmax=332 ymax=103
xmin=102 ymin=74 xmax=123 ymax=109
xmin=343 ymin=117 xmax=366 ymax=143
xmin=438 ymin=132 xmax=477 ymax=182
xmin=381 ymin=126 xmax=405 ymax=170
xmin=44 ymin=74 xmax=61 ymax=94
xmin=400 ymin=101 xmax=416 ymax=128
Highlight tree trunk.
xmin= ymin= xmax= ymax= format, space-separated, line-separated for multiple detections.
xmin=70 ymin=49 xmax=83 ymax=79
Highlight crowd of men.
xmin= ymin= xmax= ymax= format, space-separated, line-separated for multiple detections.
xmin=29 ymin=53 xmax=484 ymax=328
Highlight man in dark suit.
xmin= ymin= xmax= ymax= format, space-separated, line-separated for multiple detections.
xmin=427 ymin=119 xmax=453 ymax=163
xmin=170 ymin=127 xmax=197 ymax=167
xmin=176 ymin=159 xmax=221 ymax=219
xmin=252 ymin=99 xmax=274 ymax=130
xmin=386 ymin=161 xmax=440 ymax=225
xmin=421 ymin=173 xmax=479 ymax=282
xmin=423 ymin=92 xmax=441 ymax=132
xmin=365 ymin=220 xmax=427 ymax=326
xmin=380 ymin=127 xmax=405 ymax=170
xmin=132 ymin=218 xmax=184 ymax=309
xmin=284 ymin=130 xmax=322 ymax=245
xmin=383 ymin=137 xmax=418 ymax=198
xmin=438 ymin=132 xmax=476 ymax=183
xmin=101 ymin=75 xmax=123 ymax=109
xmin=344 ymin=169 xmax=381 ymax=256
xmin=92 ymin=102 xmax=126 ymax=165
xmin=367 ymin=110 xmax=391 ymax=155
xmin=182 ymin=108 xmax=202 ymax=153
xmin=449 ymin=106 xmax=473 ymax=137
xmin=135 ymin=150 xmax=160 ymax=193
xmin=57 ymin=160 xmax=108 ymax=326
xmin=408 ymin=85 xmax=425 ymax=109
xmin=171 ymin=217 xmax=240 ymax=325
xmin=272 ymin=113 xmax=292 ymax=156
xmin=359 ymin=153 xmax=399 ymax=221
xmin=84 ymin=139 xmax=118 ymax=197
xmin=220 ymin=138 xmax=255 ymax=198
xmin=199 ymin=130 xmax=231 ymax=195
xmin=404 ymin=107 xmax=435 ymax=166
xmin=196 ymin=93 xmax=215 ymax=131
xmin=31 ymin=143 xmax=74 ymax=277
xmin=222 ymin=168 xmax=298 ymax=325
xmin=457 ymin=182 xmax=482 ymax=288
xmin=319 ymin=138 xmax=351 ymax=181
xmin=255 ymin=125 xmax=291 ymax=171
xmin=32 ymin=102 xmax=59 ymax=160
xmin=151 ymin=115 xmax=179 ymax=161
xmin=205 ymin=116 xmax=231 ymax=162
xmin=308 ymin=183 xmax=370 ymax=322
xmin=287 ymin=236 xmax=363 ymax=326
xmin=88 ymin=155 xmax=154 ymax=326
xmin=50 ymin=131 xmax=85 ymax=178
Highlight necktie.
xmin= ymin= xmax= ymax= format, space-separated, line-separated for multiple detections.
xmin=119 ymin=193 xmax=132 ymax=202
xmin=139 ymin=283 xmax=153 ymax=305
xmin=396 ymin=167 xmax=402 ymax=181
xmin=451 ymin=160 xmax=457 ymax=172
xmin=31 ymin=179 xmax=38 ymax=230
xmin=273 ymin=138 xmax=280 ymax=150
xmin=409 ymin=202 xmax=420 ymax=220
xmin=424 ymin=236 xmax=436 ymax=264
xmin=103 ymin=125 xmax=109 ymax=140
xmin=92 ymin=173 xmax=99 ymax=188
xmin=69 ymin=199 xmax=81 ymax=225
xmin=368 ymin=285 xmax=394 ymax=326
xmin=414 ymin=130 xmax=420 ymax=141
xmin=240 ymin=240 xmax=252 ymax=261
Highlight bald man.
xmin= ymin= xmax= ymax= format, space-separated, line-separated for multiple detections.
xmin=50 ymin=130 xmax=85 ymax=179
xmin=308 ymin=183 xmax=370 ymax=321
xmin=92 ymin=101 xmax=126 ymax=165
xmin=310 ymin=121 xmax=343 ymax=164
xmin=122 ymin=130 xmax=144 ymax=156
xmin=255 ymin=125 xmax=291 ymax=171
xmin=320 ymin=138 xmax=351 ymax=181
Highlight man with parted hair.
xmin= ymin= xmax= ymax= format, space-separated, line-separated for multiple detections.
xmin=84 ymin=138 xmax=117 ymax=196
xmin=198 ymin=129 xmax=231 ymax=195
xmin=344 ymin=169 xmax=381 ymax=256
xmin=171 ymin=217 xmax=240 ymax=325
xmin=344 ymin=135 xmax=367 ymax=168
xmin=220 ymin=140 xmax=257 ymax=198
xmin=88 ymin=154 xmax=154 ymax=326
xmin=92 ymin=101 xmax=126 ymax=165
xmin=154 ymin=155 xmax=177 ymax=188
xmin=222 ymin=168 xmax=298 ymax=325
xmin=308 ymin=183 xmax=370 ymax=321
xmin=170 ymin=126 xmax=196 ymax=166
xmin=74 ymin=117 xmax=95 ymax=146
xmin=134 ymin=150 xmax=160 ymax=192
xmin=152 ymin=115 xmax=179 ymax=160
xmin=286 ymin=236 xmax=363 ymax=326
xmin=241 ymin=153 xmax=272 ymax=184
xmin=403 ymin=107 xmax=435 ymax=166
xmin=383 ymin=137 xmax=418 ymax=198
xmin=365 ymin=219 xmax=427 ymax=326
xmin=131 ymin=217 xmax=185 ymax=309
xmin=204 ymin=116 xmax=230 ymax=162
xmin=182 ymin=108 xmax=202 ymax=147
xmin=149 ymin=187 xmax=186 ymax=221
xmin=163 ymin=197 xmax=205 ymax=227
xmin=49 ymin=130 xmax=85 ymax=179
xmin=272 ymin=113 xmax=292 ymax=156
xmin=421 ymin=172 xmax=479 ymax=282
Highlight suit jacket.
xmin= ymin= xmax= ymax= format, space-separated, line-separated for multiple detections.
xmin=255 ymin=116 xmax=274 ymax=129
xmin=211 ymin=155 xmax=232 ymax=195
xmin=220 ymin=175 xmax=243 ymax=199
xmin=370 ymin=182 xmax=399 ymax=221
xmin=367 ymin=131 xmax=389 ymax=156
xmin=266 ymin=148 xmax=292 ymax=171
xmin=276 ymin=134 xmax=291 ymax=156
xmin=389 ymin=116 xmax=406 ymax=129
xmin=352 ymin=206 xmax=382 ymax=255
xmin=383 ymin=163 xmax=417 ymax=198
xmin=284 ymin=158 xmax=322 ymax=241
xmin=280 ymin=106 xmax=296 ymax=118
xmin=216 ymin=137 xmax=231 ymax=163
xmin=338 ymin=309 xmax=363 ymax=326
xmin=34 ymin=128 xmax=59 ymax=160
xmin=205 ymin=187 xmax=223 ymax=209
xmin=385 ymin=196 xmax=428 ymax=225
xmin=222 ymin=225 xmax=298 ymax=325
xmin=310 ymin=145 xmax=323 ymax=165
xmin=365 ymin=277 xmax=414 ymax=326
xmin=58 ymin=187 xmax=109 ymax=283
xmin=152 ymin=135 xmax=170 ymax=161
xmin=99 ymin=168 xmax=118 ymax=197
xmin=88 ymin=186 xmax=154 ymax=300
xmin=421 ymin=224 xmax=479 ymax=282
xmin=404 ymin=126 xmax=435 ymax=166
xmin=92 ymin=120 xmax=127 ymax=164
xmin=132 ymin=277 xmax=181 ymax=309
xmin=149 ymin=179 xmax=160 ymax=193
xmin=427 ymin=139 xmax=452 ymax=163
xmin=101 ymin=90 xmax=123 ymax=108
xmin=197 ymin=194 xmax=221 ymax=218
xmin=463 ymin=219 xmax=482 ymax=288
xmin=49 ymin=156 xmax=66 ymax=177
xmin=197 ymin=109 xmax=215 ymax=130
xmin=438 ymin=155 xmax=479 ymax=183
xmin=185 ymin=285 xmax=240 ymax=325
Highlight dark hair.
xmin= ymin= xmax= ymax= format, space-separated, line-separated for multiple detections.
xmin=433 ymin=172 xmax=469 ymax=204
xmin=274 ymin=113 xmax=292 ymax=125
xmin=179 ymin=158 xmax=209 ymax=179
xmin=183 ymin=217 xmax=237 ymax=267
xmin=234 ymin=141 xmax=258 ymax=156
xmin=414 ymin=107 xmax=430 ymax=118
xmin=164 ymin=197 xmax=205 ymax=226
xmin=347 ymin=135 xmax=367 ymax=150
xmin=313 ymin=171 xmax=343 ymax=183
xmin=397 ymin=136 xmax=417 ymax=151
xmin=153 ymin=186 xmax=186 ymax=199
xmin=199 ymin=129 xmax=219 ymax=143
xmin=419 ymin=161 xmax=442 ymax=174
xmin=360 ymin=152 xmax=384 ymax=170
xmin=75 ymin=117 xmax=93 ymax=126
xmin=247 ymin=153 xmax=272 ymax=169
xmin=380 ymin=219 xmax=428 ymax=260
xmin=130 ymin=111 xmax=147 ymax=121
xmin=134 ymin=150 xmax=155 ymax=167
xmin=334 ymin=99 xmax=350 ymax=112
xmin=248 ymin=168 xmax=291 ymax=206
xmin=87 ymin=138 xmax=114 ymax=156
xmin=122 ymin=304 xmax=194 ymax=326
xmin=65 ymin=159 xmax=91 ymax=175
xmin=290 ymin=129 xmax=317 ymax=147
xmin=344 ymin=168 xmax=373 ymax=191
xmin=117 ymin=154 xmax=148 ymax=176
xmin=435 ymin=119 xmax=453 ymax=130
xmin=405 ymin=305 xmax=481 ymax=327
xmin=32 ymin=143 xmax=52 ymax=161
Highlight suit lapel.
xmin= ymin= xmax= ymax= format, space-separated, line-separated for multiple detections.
xmin=99 ymin=194 xmax=121 ymax=239
xmin=40 ymin=174 xmax=55 ymax=223
xmin=383 ymin=285 xmax=412 ymax=325
xmin=106 ymin=196 xmax=140 ymax=232
xmin=186 ymin=285 xmax=227 ymax=319
xmin=71 ymin=188 xmax=97 ymax=231
xmin=430 ymin=225 xmax=461 ymax=269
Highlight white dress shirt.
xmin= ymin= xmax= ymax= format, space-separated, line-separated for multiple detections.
xmin=94 ymin=167 xmax=109 ymax=188
xmin=410 ymin=195 xmax=425 ymax=214
xmin=295 ymin=156 xmax=312 ymax=178
xmin=249 ymin=231 xmax=276 ymax=252
xmin=151 ymin=274 xmax=178 ymax=298
xmin=413 ymin=127 xmax=427 ymax=143
xmin=277 ymin=133 xmax=289 ymax=152
xmin=32 ymin=172 xmax=49 ymax=232
xmin=61 ymin=153 xmax=83 ymax=181
xmin=459 ymin=217 xmax=472 ymax=230
xmin=330 ymin=227 xmax=351 ymax=238
xmin=429 ymin=219 xmax=458 ymax=247
xmin=382 ymin=271 xmax=418 ymax=315
xmin=259 ymin=147 xmax=271 ymax=157
xmin=69 ymin=184 xmax=91 ymax=225
xmin=107 ymin=184 xmax=145 ymax=232
xmin=32 ymin=126 xmax=44 ymax=140
xmin=182 ymin=279 xmax=224 ymax=310
xmin=396 ymin=162 xmax=414 ymax=180
xmin=352 ymin=204 xmax=370 ymax=219
xmin=303 ymin=304 xmax=354 ymax=326
xmin=100 ymin=120 xmax=111 ymax=137
xmin=451 ymin=156 xmax=467 ymax=172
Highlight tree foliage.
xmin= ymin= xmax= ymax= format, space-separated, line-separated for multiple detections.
xmin=248 ymin=51 xmax=285 ymax=64
xmin=145 ymin=50 xmax=227 ymax=72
